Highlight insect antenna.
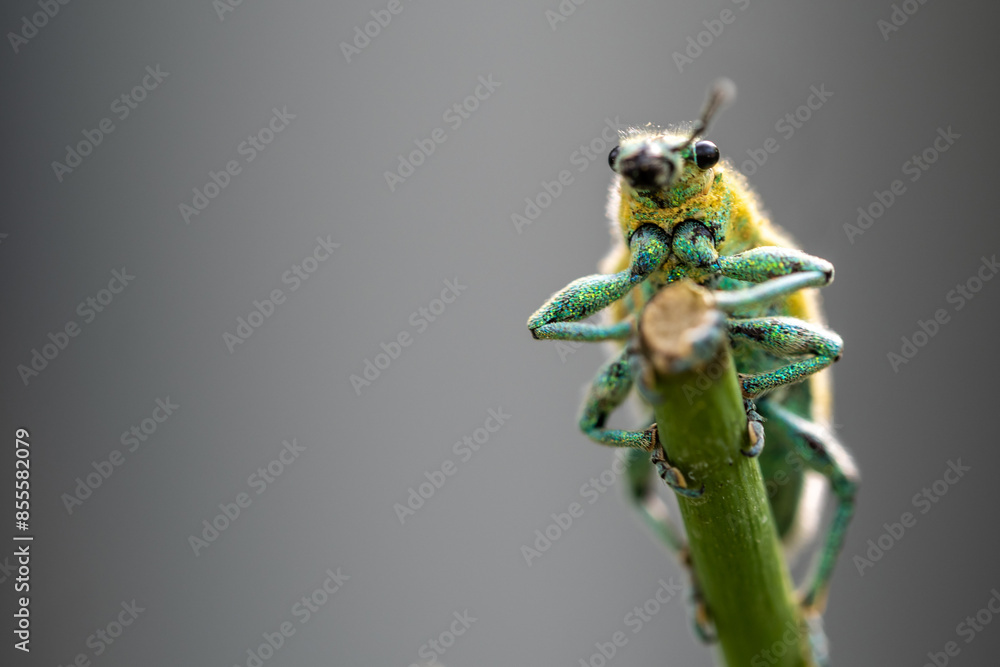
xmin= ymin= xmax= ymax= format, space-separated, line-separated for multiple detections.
xmin=679 ymin=78 xmax=737 ymax=149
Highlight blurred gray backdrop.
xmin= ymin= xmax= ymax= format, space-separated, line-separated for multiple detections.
xmin=2 ymin=0 xmax=999 ymax=665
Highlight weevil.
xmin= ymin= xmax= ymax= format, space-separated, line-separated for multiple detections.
xmin=526 ymin=80 xmax=858 ymax=660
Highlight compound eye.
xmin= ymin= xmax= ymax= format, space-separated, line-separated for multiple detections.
xmin=608 ymin=146 xmax=620 ymax=171
xmin=694 ymin=140 xmax=720 ymax=170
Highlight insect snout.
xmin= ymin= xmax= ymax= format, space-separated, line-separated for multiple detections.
xmin=619 ymin=145 xmax=674 ymax=191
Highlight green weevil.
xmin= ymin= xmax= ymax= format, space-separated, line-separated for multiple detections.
xmin=526 ymin=79 xmax=858 ymax=662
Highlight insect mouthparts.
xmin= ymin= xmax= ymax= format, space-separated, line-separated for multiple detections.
xmin=621 ymin=148 xmax=673 ymax=190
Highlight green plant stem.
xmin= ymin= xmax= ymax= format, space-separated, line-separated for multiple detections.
xmin=637 ymin=282 xmax=813 ymax=667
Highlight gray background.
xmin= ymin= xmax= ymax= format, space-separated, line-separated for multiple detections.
xmin=2 ymin=0 xmax=999 ymax=665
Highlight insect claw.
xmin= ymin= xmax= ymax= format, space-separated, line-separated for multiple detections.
xmin=799 ymin=586 xmax=829 ymax=618
xmin=691 ymin=596 xmax=717 ymax=644
xmin=643 ymin=422 xmax=660 ymax=452
xmin=741 ymin=399 xmax=766 ymax=457
xmin=742 ymin=420 xmax=765 ymax=457
xmin=652 ymin=449 xmax=705 ymax=499
xmin=800 ymin=606 xmax=831 ymax=666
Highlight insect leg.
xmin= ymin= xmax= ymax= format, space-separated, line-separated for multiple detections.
xmin=577 ymin=345 xmax=705 ymax=498
xmin=529 ymin=319 xmax=632 ymax=342
xmin=578 ymin=345 xmax=653 ymax=451
xmin=527 ymin=224 xmax=670 ymax=340
xmin=686 ymin=570 xmax=717 ymax=644
xmin=580 ymin=350 xmax=714 ymax=636
xmin=717 ymin=246 xmax=834 ymax=285
xmin=622 ymin=447 xmax=685 ymax=553
xmin=622 ymin=447 xmax=716 ymax=643
xmin=707 ymin=246 xmax=836 ymax=314
xmin=742 ymin=398 xmax=766 ymax=458
xmin=649 ymin=429 xmax=705 ymax=499
xmin=805 ymin=614 xmax=831 ymax=667
xmin=758 ymin=401 xmax=859 ymax=617
xmin=713 ymin=272 xmax=830 ymax=313
xmin=671 ymin=219 xmax=720 ymax=271
xmin=726 ymin=317 xmax=843 ymax=399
